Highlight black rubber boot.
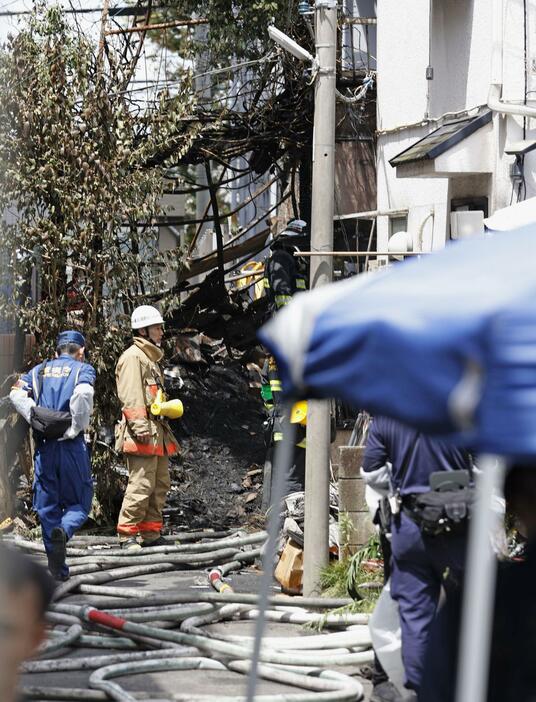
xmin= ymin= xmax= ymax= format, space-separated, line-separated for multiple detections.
xmin=49 ymin=527 xmax=67 ymax=580
xmin=141 ymin=535 xmax=167 ymax=548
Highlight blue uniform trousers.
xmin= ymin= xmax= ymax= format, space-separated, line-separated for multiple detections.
xmin=33 ymin=437 xmax=93 ymax=577
xmin=390 ymin=512 xmax=466 ymax=693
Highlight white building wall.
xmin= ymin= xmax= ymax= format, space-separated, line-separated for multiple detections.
xmin=376 ymin=0 xmax=430 ymax=131
xmin=377 ymin=129 xmax=449 ymax=252
xmin=429 ymin=0 xmax=491 ymax=116
xmin=377 ymin=0 xmax=536 ymax=251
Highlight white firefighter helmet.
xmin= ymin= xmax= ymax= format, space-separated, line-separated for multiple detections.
xmin=271 ymin=219 xmax=308 ymax=249
xmin=131 ymin=305 xmax=164 ymax=330
xmin=284 ymin=219 xmax=307 ymax=235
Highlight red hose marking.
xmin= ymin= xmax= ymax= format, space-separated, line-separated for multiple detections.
xmin=209 ymin=571 xmax=220 ymax=584
xmin=88 ymin=609 xmax=126 ymax=630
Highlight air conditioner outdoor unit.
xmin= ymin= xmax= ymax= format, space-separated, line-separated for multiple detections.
xmin=450 ymin=210 xmax=484 ymax=240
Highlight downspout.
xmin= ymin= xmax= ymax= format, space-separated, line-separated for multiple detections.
xmin=488 ymin=0 xmax=536 ymax=117
xmin=425 ymin=0 xmax=434 ymax=119
xmin=417 ymin=211 xmax=435 ymax=252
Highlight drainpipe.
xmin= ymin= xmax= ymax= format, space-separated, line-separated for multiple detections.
xmin=417 ymin=210 xmax=434 ymax=252
xmin=488 ymin=0 xmax=536 ymax=117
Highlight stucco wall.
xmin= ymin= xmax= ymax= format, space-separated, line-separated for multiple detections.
xmin=377 ymin=0 xmax=430 ymax=131
xmin=377 ymin=126 xmax=449 ymax=250
xmin=429 ymin=0 xmax=491 ymax=115
xmin=376 ymin=0 xmax=536 ymax=247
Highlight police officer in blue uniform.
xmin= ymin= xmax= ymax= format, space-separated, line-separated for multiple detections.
xmin=10 ymin=331 xmax=95 ymax=581
xmin=362 ymin=416 xmax=472 ymax=700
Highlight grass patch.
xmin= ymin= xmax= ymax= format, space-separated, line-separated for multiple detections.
xmin=319 ymin=534 xmax=384 ymax=614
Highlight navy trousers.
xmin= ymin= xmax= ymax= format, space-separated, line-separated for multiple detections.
xmin=33 ymin=437 xmax=93 ymax=577
xmin=390 ymin=512 xmax=466 ymax=692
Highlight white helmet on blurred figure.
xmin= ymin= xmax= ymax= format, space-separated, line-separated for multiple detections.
xmin=131 ymin=305 xmax=164 ymax=330
xmin=271 ymin=219 xmax=308 ymax=250
xmin=282 ymin=219 xmax=307 ymax=237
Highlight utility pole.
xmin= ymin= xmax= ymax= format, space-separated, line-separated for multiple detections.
xmin=303 ymin=0 xmax=337 ymax=596
xmin=194 ymin=21 xmax=212 ymax=280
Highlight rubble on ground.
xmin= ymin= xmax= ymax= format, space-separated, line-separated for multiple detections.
xmin=163 ymin=331 xmax=267 ymax=530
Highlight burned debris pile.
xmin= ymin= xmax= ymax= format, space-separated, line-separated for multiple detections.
xmin=163 ymin=331 xmax=267 ymax=530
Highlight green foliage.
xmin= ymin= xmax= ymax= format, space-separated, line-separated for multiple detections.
xmin=0 ymin=4 xmax=198 ymax=515
xmin=319 ymin=557 xmax=381 ymax=614
xmin=147 ymin=1 xmax=313 ymax=213
xmin=153 ymin=1 xmax=306 ymax=63
xmin=320 ymin=557 xmax=356 ymax=598
xmin=339 ymin=511 xmax=355 ymax=553
xmin=348 ymin=532 xmax=382 ymax=573
xmin=320 ymin=535 xmax=383 ymax=615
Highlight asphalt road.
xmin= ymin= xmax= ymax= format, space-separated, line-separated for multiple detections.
xmin=21 ymin=566 xmax=373 ymax=701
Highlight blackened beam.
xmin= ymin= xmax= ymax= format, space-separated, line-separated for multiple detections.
xmin=105 ymin=18 xmax=207 ymax=35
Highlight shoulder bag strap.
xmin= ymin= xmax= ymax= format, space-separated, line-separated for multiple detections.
xmin=34 ymin=361 xmax=48 ymax=406
xmin=465 ymin=449 xmax=476 ymax=482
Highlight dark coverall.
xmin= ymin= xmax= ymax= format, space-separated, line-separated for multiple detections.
xmin=21 ymin=357 xmax=95 ymax=578
xmin=362 ymin=416 xmax=472 ymax=693
xmin=263 ymin=245 xmax=307 ymax=495
xmin=420 ymin=540 xmax=536 ymax=702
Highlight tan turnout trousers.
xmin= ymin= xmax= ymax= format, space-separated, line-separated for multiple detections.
xmin=117 ymin=455 xmax=171 ymax=543
xmin=115 ymin=337 xmax=179 ymax=543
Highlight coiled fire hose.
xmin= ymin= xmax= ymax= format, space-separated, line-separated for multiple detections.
xmin=10 ymin=527 xmax=372 ymax=702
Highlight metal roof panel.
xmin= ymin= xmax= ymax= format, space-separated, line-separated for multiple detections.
xmin=389 ymin=110 xmax=492 ymax=167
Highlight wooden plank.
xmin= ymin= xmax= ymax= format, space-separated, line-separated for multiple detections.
xmin=177 ymin=228 xmax=270 ymax=284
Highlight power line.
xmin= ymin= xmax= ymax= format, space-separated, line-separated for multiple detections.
xmin=0 ymin=4 xmax=166 ymax=17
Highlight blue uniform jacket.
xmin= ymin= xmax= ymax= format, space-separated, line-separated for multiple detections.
xmin=362 ymin=416 xmax=472 ymax=495
xmin=22 ymin=355 xmax=95 ymax=414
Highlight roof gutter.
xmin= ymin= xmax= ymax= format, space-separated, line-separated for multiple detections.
xmin=488 ymin=0 xmax=536 ymax=118
xmin=487 ymin=84 xmax=536 ymax=119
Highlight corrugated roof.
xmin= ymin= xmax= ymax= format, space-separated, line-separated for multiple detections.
xmin=389 ymin=110 xmax=492 ymax=167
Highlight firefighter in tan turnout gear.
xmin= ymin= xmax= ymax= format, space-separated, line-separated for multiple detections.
xmin=115 ymin=305 xmax=180 ymax=550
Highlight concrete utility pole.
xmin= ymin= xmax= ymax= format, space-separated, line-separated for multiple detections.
xmin=194 ymin=21 xmax=213 ymax=283
xmin=303 ymin=0 xmax=338 ymax=597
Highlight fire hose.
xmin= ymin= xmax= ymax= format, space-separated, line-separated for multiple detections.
xmin=12 ymin=528 xmax=373 ymax=701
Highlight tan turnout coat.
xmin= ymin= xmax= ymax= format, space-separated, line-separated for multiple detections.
xmin=115 ymin=337 xmax=179 ymax=457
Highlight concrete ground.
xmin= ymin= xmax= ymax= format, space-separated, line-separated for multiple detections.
xmin=21 ymin=566 xmax=373 ymax=700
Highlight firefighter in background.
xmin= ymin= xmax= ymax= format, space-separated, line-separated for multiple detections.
xmin=264 ymin=218 xmax=309 ymax=407
xmin=262 ymin=219 xmax=309 ymax=497
xmin=115 ymin=305 xmax=180 ymax=550
xmin=263 ymin=218 xmax=308 ymax=315
xmin=286 ymin=401 xmax=307 ymax=495
xmin=261 ymin=388 xmax=308 ymax=500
